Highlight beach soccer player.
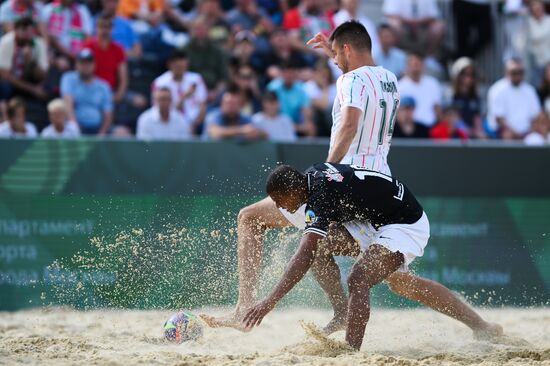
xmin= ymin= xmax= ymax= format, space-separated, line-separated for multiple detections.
xmin=242 ymin=163 xmax=503 ymax=350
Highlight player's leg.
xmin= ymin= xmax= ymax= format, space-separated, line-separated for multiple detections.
xmin=346 ymin=244 xmax=404 ymax=350
xmin=201 ymin=196 xmax=290 ymax=329
xmin=386 ymin=272 xmax=503 ymax=339
xmin=312 ymin=224 xmax=361 ymax=334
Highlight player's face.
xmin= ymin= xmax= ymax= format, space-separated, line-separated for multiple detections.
xmin=271 ymin=192 xmax=302 ymax=213
xmin=331 ymin=41 xmax=348 ymax=73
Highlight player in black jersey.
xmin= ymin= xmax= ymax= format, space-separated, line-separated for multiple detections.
xmin=243 ymin=163 xmax=503 ymax=350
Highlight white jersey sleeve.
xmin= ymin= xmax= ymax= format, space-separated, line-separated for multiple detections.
xmin=339 ymin=73 xmax=369 ymax=112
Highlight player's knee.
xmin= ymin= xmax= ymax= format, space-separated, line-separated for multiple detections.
xmin=386 ymin=274 xmax=406 ymax=295
xmin=347 ymin=267 xmax=374 ymax=293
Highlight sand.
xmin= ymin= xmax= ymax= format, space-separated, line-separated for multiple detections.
xmin=1 ymin=307 xmax=549 ymax=366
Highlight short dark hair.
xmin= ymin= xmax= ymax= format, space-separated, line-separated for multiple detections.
xmin=7 ymin=97 xmax=25 ymax=118
xmin=263 ymin=91 xmax=279 ymax=102
xmin=168 ymin=49 xmax=188 ymax=62
xmin=97 ymin=12 xmax=114 ymax=25
xmin=266 ymin=165 xmax=304 ymax=196
xmin=14 ymin=17 xmax=34 ymax=29
xmin=329 ymin=20 xmax=372 ymax=52
xmin=378 ymin=23 xmax=393 ymax=32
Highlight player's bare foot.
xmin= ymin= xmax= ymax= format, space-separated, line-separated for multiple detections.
xmin=199 ymin=311 xmax=251 ymax=332
xmin=473 ymin=322 xmax=504 ymax=341
xmin=322 ymin=313 xmax=347 ymax=335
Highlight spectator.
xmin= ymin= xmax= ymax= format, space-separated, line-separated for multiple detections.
xmin=152 ymin=49 xmax=208 ymax=135
xmin=373 ymin=23 xmax=407 ymax=78
xmin=267 ymin=59 xmax=315 ymax=137
xmin=488 ymin=58 xmax=541 ymax=140
xmin=203 ymin=87 xmax=265 ymax=141
xmin=40 ymin=98 xmax=81 ymax=138
xmin=398 ymin=53 xmax=442 ymax=127
xmin=0 ymin=0 xmax=46 ymax=36
xmin=0 ymin=17 xmax=49 ymax=105
xmin=450 ymin=57 xmax=485 ymax=139
xmin=84 ymin=14 xmax=147 ymax=120
xmin=538 ymin=63 xmax=550 ymax=115
xmin=96 ymin=0 xmax=142 ymax=58
xmin=229 ymin=30 xmax=263 ymax=78
xmin=225 ymin=0 xmax=271 ymax=33
xmin=185 ymin=18 xmax=228 ymax=103
xmin=527 ymin=0 xmax=550 ymax=84
xmin=43 ymin=0 xmax=93 ymax=59
xmin=136 ymin=86 xmax=190 ymax=140
xmin=61 ymin=48 xmax=113 ymax=135
xmin=116 ymin=0 xmax=163 ymax=29
xmin=197 ymin=0 xmax=230 ymax=48
xmin=0 ymin=97 xmax=38 ymax=137
xmin=333 ymin=0 xmax=379 ymax=53
xmin=382 ymin=0 xmax=445 ymax=58
xmin=393 ymin=96 xmax=429 ymax=138
xmin=303 ymin=59 xmax=336 ymax=137
xmin=452 ymin=0 xmax=493 ymax=59
xmin=261 ymin=27 xmax=307 ymax=83
xmin=231 ymin=64 xmax=262 ymax=116
xmin=430 ymin=105 xmax=468 ymax=141
xmin=252 ymin=91 xmax=296 ymax=142
xmin=524 ymin=112 xmax=550 ymax=145
xmin=282 ymin=0 xmax=334 ymax=63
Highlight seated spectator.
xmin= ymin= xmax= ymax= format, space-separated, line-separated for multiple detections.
xmin=84 ymin=14 xmax=147 ymax=123
xmin=191 ymin=0 xmax=230 ymax=48
xmin=152 ymin=49 xmax=208 ymax=135
xmin=538 ymin=63 xmax=550 ymax=115
xmin=430 ymin=105 xmax=468 ymax=141
xmin=527 ymin=0 xmax=550 ymax=85
xmin=0 ymin=0 xmax=46 ymax=35
xmin=116 ymin=0 xmax=163 ymax=30
xmin=136 ymin=86 xmax=190 ymax=140
xmin=203 ymin=87 xmax=265 ymax=141
xmin=43 ymin=0 xmax=93 ymax=60
xmin=229 ymin=30 xmax=264 ymax=77
xmin=61 ymin=49 xmax=113 ymax=135
xmin=282 ymin=0 xmax=335 ymax=64
xmin=398 ymin=53 xmax=442 ymax=127
xmin=231 ymin=64 xmax=262 ymax=116
xmin=524 ymin=112 xmax=550 ymax=145
xmin=450 ymin=57 xmax=485 ymax=139
xmin=260 ymin=27 xmax=307 ymax=83
xmin=267 ymin=59 xmax=315 ymax=137
xmin=333 ymin=0 xmax=379 ymax=53
xmin=373 ymin=23 xmax=407 ymax=78
xmin=252 ymin=91 xmax=296 ymax=142
xmin=303 ymin=59 xmax=336 ymax=136
xmin=383 ymin=0 xmax=445 ymax=58
xmin=225 ymin=0 xmax=272 ymax=34
xmin=41 ymin=98 xmax=81 ymax=138
xmin=96 ymin=0 xmax=142 ymax=58
xmin=185 ymin=18 xmax=228 ymax=104
xmin=393 ymin=96 xmax=429 ymax=138
xmin=0 ymin=97 xmax=38 ymax=137
xmin=0 ymin=17 xmax=49 ymax=105
xmin=488 ymin=58 xmax=541 ymax=140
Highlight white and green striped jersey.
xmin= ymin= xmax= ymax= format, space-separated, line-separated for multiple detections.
xmin=330 ymin=65 xmax=400 ymax=175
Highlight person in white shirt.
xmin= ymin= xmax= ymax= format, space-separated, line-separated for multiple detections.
xmin=136 ymin=87 xmax=191 ymax=140
xmin=333 ymin=0 xmax=380 ymax=53
xmin=488 ymin=58 xmax=541 ymax=140
xmin=382 ymin=0 xmax=445 ymax=57
xmin=524 ymin=112 xmax=550 ymax=145
xmin=151 ymin=49 xmax=208 ymax=135
xmin=0 ymin=97 xmax=37 ymax=137
xmin=398 ymin=53 xmax=442 ymax=127
xmin=252 ymin=91 xmax=296 ymax=142
xmin=41 ymin=99 xmax=81 ymax=138
xmin=373 ymin=23 xmax=407 ymax=78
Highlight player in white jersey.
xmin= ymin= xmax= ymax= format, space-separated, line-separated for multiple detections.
xmin=201 ymin=22 xmax=503 ymax=340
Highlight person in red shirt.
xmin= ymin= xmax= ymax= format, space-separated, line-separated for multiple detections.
xmin=430 ymin=105 xmax=468 ymax=141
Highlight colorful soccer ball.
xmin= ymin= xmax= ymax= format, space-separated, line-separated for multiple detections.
xmin=163 ymin=311 xmax=203 ymax=343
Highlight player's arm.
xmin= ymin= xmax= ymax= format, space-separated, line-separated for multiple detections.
xmin=242 ymin=232 xmax=322 ymax=328
xmin=326 ymin=106 xmax=361 ymax=163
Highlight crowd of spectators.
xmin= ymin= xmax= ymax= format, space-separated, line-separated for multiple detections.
xmin=0 ymin=0 xmax=550 ymax=145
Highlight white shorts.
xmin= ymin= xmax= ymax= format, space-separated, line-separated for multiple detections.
xmin=280 ymin=207 xmax=430 ymax=271
xmin=343 ymin=212 xmax=430 ymax=271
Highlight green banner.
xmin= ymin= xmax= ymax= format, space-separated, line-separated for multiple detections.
xmin=0 ymin=140 xmax=549 ymax=310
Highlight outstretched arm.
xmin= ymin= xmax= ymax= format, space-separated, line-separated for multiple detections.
xmin=242 ymin=232 xmax=322 ymax=328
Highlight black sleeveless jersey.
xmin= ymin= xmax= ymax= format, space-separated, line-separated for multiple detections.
xmin=303 ymin=163 xmax=423 ymax=237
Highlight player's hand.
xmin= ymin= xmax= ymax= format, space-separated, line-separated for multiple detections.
xmin=306 ymin=32 xmax=333 ymax=58
xmin=242 ymin=299 xmax=275 ymax=329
